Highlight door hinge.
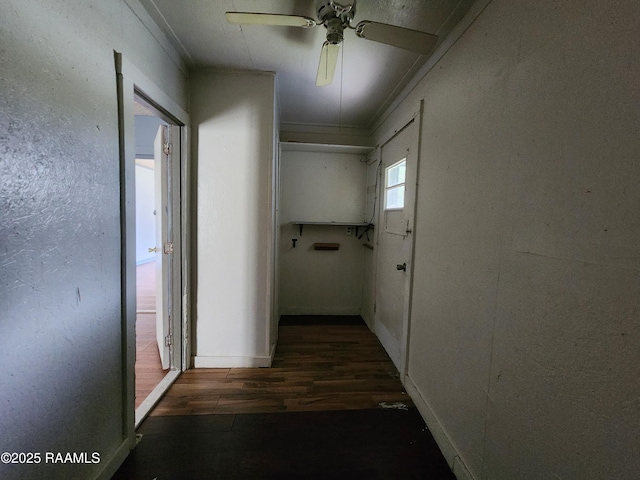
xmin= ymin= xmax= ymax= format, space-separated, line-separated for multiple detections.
xmin=165 ymin=334 xmax=173 ymax=347
xmin=163 ymin=142 xmax=171 ymax=155
xmin=163 ymin=242 xmax=174 ymax=254
xmin=373 ymin=302 xmax=377 ymax=313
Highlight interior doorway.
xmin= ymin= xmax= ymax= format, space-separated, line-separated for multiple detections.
xmin=133 ymin=95 xmax=182 ymax=423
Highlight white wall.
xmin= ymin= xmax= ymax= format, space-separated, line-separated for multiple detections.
xmin=134 ymin=115 xmax=165 ymax=265
xmin=135 ymin=163 xmax=156 ymax=264
xmin=270 ymin=87 xmax=281 ymax=353
xmin=360 ymin=149 xmax=381 ymax=329
xmin=191 ymin=70 xmax=276 ymax=367
xmin=279 ymin=150 xmax=368 ymax=316
xmin=135 ymin=115 xmax=165 ymax=158
xmin=280 ymin=150 xmax=367 ymax=223
xmin=368 ymin=0 xmax=640 ymax=478
xmin=0 ymin=0 xmax=187 ymax=478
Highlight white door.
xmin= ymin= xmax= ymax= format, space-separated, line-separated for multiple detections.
xmin=153 ymin=125 xmax=171 ymax=369
xmin=375 ymin=120 xmax=417 ymax=375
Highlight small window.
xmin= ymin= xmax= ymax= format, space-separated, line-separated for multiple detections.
xmin=384 ymin=159 xmax=406 ymax=210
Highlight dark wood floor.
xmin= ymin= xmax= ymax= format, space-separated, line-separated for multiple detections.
xmin=113 ymin=408 xmax=454 ymax=479
xmin=114 ymin=316 xmax=455 ymax=479
xmin=150 ymin=318 xmax=412 ymax=415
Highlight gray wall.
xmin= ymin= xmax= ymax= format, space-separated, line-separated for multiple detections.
xmin=0 ymin=0 xmax=186 ymax=478
xmin=369 ymin=0 xmax=640 ymax=478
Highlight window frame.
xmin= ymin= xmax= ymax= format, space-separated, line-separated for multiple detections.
xmin=384 ymin=158 xmax=407 ymax=211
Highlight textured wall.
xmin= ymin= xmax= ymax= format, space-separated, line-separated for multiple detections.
xmin=0 ymin=0 xmax=186 ymax=478
xmin=371 ymin=0 xmax=640 ymax=478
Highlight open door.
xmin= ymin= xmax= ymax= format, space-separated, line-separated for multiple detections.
xmin=153 ymin=125 xmax=171 ymax=369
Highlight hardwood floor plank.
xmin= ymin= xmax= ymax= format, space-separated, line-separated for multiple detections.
xmin=150 ymin=320 xmax=411 ymax=416
xmin=134 ymin=263 xmax=167 ymax=408
xmin=114 ymin=317 xmax=454 ymax=479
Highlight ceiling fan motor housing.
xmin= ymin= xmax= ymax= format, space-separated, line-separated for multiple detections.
xmin=324 ymin=17 xmax=344 ymax=44
xmin=316 ymin=0 xmax=356 ymax=44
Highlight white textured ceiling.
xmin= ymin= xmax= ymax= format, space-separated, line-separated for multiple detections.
xmin=138 ymin=0 xmax=473 ymax=129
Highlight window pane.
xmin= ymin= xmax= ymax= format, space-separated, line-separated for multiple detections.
xmin=385 ymin=185 xmax=405 ymax=209
xmin=387 ymin=160 xmax=406 ymax=187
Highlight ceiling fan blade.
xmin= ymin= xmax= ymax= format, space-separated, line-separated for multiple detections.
xmin=316 ymin=42 xmax=340 ymax=87
xmin=354 ymin=21 xmax=438 ymax=55
xmin=225 ymin=12 xmax=316 ymax=28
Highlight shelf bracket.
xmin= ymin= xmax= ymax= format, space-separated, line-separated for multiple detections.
xmin=357 ymin=224 xmax=373 ymax=239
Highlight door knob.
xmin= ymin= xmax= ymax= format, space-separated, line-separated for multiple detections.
xmin=396 ymin=263 xmax=406 ymax=271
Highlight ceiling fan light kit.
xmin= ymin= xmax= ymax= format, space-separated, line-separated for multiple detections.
xmin=225 ymin=0 xmax=438 ymax=87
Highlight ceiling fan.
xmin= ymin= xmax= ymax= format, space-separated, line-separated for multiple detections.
xmin=225 ymin=0 xmax=438 ymax=86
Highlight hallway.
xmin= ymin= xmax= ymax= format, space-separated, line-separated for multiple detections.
xmin=113 ymin=317 xmax=455 ymax=479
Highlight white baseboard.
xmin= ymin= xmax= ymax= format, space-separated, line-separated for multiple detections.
xmin=360 ymin=309 xmax=374 ymax=332
xmin=404 ymin=375 xmax=475 ymax=480
xmin=268 ymin=342 xmax=277 ymax=367
xmin=374 ymin=320 xmax=401 ymax=371
xmin=453 ymin=456 xmax=474 ymax=480
xmin=194 ymin=354 xmax=272 ymax=368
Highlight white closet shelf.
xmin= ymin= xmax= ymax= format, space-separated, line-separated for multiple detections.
xmin=280 ymin=142 xmax=374 ymax=154
xmin=291 ymin=221 xmax=373 ymax=236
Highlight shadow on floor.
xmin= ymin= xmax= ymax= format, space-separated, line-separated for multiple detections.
xmin=113 ymin=408 xmax=455 ymax=479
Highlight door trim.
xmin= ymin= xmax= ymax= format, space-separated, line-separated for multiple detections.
xmin=114 ymin=51 xmax=191 ymax=436
xmin=403 ymin=100 xmax=424 ymax=381
xmin=373 ymin=101 xmax=423 ymax=381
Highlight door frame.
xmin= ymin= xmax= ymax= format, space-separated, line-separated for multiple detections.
xmin=373 ymin=101 xmax=424 ymax=382
xmin=115 ymin=51 xmax=191 ymax=439
xmin=133 ymin=114 xmax=182 ymax=425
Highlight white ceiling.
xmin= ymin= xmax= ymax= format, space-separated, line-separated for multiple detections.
xmin=138 ymin=0 xmax=474 ymax=130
